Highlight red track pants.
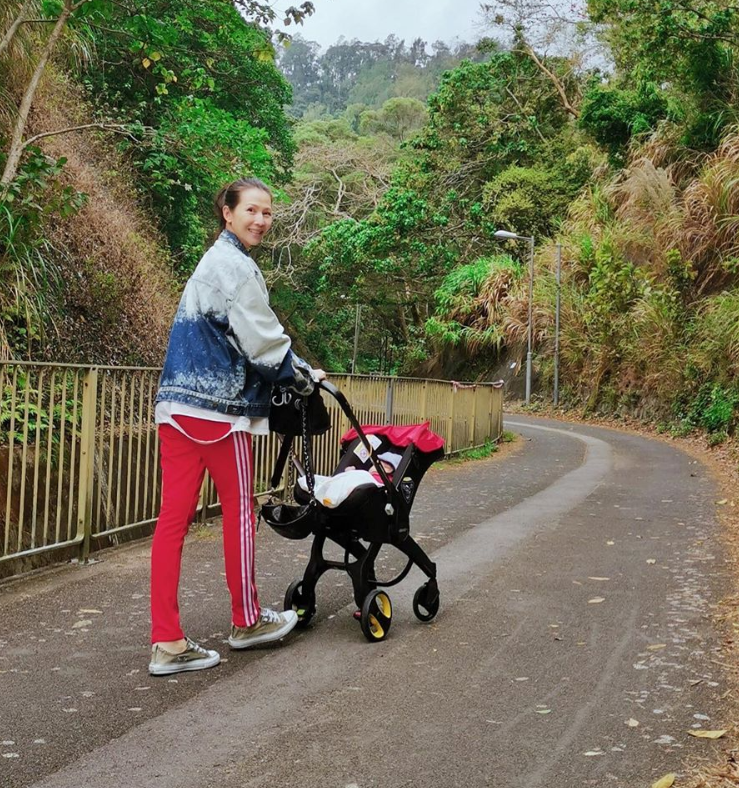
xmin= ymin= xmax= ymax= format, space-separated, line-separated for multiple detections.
xmin=150 ymin=417 xmax=260 ymax=643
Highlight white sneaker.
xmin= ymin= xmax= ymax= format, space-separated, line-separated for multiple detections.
xmin=228 ymin=608 xmax=299 ymax=649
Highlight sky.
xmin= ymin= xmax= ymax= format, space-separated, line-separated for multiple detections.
xmin=275 ymin=0 xmax=488 ymax=49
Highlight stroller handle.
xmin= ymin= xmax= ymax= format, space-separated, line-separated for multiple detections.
xmin=318 ymin=380 xmax=395 ymax=493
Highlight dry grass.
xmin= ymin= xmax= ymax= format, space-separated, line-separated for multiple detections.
xmin=677 ymin=131 xmax=739 ymax=296
xmin=20 ymin=69 xmax=178 ymax=364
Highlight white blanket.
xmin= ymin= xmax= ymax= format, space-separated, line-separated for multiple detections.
xmin=298 ymin=471 xmax=381 ymax=508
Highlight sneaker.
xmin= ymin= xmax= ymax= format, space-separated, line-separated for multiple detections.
xmin=148 ymin=638 xmax=221 ymax=676
xmin=228 ymin=608 xmax=299 ymax=650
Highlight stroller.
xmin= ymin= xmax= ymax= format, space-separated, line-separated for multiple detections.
xmin=261 ymin=381 xmax=445 ymax=642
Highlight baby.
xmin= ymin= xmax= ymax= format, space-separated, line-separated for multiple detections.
xmin=299 ymin=450 xmax=404 ymax=508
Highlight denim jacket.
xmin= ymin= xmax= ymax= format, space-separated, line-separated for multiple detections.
xmin=156 ymin=230 xmax=314 ymax=417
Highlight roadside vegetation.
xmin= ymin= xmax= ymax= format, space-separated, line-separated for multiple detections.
xmin=446 ymin=430 xmax=517 ymax=464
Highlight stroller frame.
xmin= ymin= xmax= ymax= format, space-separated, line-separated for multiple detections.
xmin=264 ymin=381 xmax=443 ymax=642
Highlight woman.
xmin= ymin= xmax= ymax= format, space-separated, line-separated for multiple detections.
xmin=149 ymin=178 xmax=325 ymax=676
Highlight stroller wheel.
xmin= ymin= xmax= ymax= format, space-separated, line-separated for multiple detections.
xmin=360 ymin=590 xmax=392 ymax=642
xmin=284 ymin=580 xmax=316 ymax=628
xmin=413 ymin=581 xmax=440 ymax=622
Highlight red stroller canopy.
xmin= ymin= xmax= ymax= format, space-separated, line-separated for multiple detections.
xmin=340 ymin=421 xmax=445 ymax=454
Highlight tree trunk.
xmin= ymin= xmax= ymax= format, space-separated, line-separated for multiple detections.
xmin=1 ymin=1 xmax=74 ymax=187
xmin=0 ymin=0 xmax=35 ymax=59
xmin=523 ymin=44 xmax=580 ymax=119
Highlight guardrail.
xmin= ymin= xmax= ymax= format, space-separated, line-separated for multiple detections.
xmin=0 ymin=362 xmax=503 ymax=574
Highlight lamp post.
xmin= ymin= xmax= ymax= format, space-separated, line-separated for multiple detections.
xmin=554 ymin=243 xmax=562 ymax=407
xmin=494 ymin=230 xmax=535 ymax=405
xmin=351 ymin=303 xmax=362 ymax=374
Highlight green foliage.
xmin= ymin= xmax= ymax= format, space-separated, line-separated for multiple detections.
xmin=675 ymin=382 xmax=738 ymax=435
xmin=578 ymin=81 xmax=671 ymax=163
xmin=140 ymin=97 xmax=273 ymax=273
xmin=448 ymin=438 xmax=500 ymax=462
xmin=586 ymin=0 xmax=739 ymax=149
xmin=301 ymin=42 xmax=594 ymax=375
xmin=483 ymin=165 xmax=579 ymax=239
xmin=358 ymin=97 xmax=427 ymax=142
xmin=0 ymin=147 xmax=87 ymax=357
xmin=0 ymin=370 xmax=82 ymax=448
xmin=425 ymin=255 xmax=519 ymax=354
xmin=72 ymin=0 xmax=295 ymax=271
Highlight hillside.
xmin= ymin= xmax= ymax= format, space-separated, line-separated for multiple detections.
xmin=21 ymin=72 xmax=177 ymax=365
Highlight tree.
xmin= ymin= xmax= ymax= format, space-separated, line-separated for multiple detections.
xmin=586 ymin=0 xmax=739 ymax=148
xmin=0 ymin=0 xmax=317 ymax=188
xmin=480 ymin=0 xmax=606 ymax=118
xmin=359 ymin=97 xmax=427 ymax=142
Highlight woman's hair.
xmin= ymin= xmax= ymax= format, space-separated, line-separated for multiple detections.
xmin=214 ymin=178 xmax=272 ymax=230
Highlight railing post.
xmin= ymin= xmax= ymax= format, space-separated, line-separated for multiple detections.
xmin=493 ymin=387 xmax=497 ymax=440
xmin=385 ymin=377 xmax=394 ymax=425
xmin=447 ymin=383 xmax=455 ymax=452
xmin=420 ymin=380 xmax=428 ymax=422
xmin=77 ymin=368 xmax=98 ymax=563
xmin=469 ymin=386 xmax=477 ymax=447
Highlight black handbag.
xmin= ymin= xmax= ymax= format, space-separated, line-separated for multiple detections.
xmin=269 ymin=385 xmax=331 ymax=436
xmin=260 ymin=499 xmax=318 ymax=540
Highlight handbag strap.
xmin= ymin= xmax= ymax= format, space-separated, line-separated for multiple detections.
xmin=300 ymin=398 xmax=316 ymax=496
xmin=270 ymin=434 xmax=294 ymax=491
xmin=270 ymin=397 xmax=317 ymax=497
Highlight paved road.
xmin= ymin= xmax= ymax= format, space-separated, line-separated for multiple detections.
xmin=0 ymin=415 xmax=732 ymax=788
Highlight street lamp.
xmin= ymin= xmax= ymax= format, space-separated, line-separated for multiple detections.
xmin=554 ymin=243 xmax=562 ymax=407
xmin=494 ymin=230 xmax=535 ymax=405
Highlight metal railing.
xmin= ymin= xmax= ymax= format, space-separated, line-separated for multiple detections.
xmin=1 ymin=362 xmax=503 ymax=572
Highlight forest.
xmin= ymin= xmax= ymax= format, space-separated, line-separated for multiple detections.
xmin=2 ymin=0 xmax=739 ymax=440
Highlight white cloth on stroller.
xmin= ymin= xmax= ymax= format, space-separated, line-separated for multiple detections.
xmin=298 ymin=471 xmax=382 ymax=508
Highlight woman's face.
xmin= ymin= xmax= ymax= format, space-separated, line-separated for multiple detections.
xmin=223 ymin=187 xmax=273 ymax=250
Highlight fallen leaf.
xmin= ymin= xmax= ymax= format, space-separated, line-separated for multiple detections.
xmin=72 ymin=620 xmax=92 ymax=629
xmin=626 ymin=718 xmax=640 ymax=727
xmin=689 ymin=679 xmax=704 ymax=687
xmin=78 ymin=609 xmax=103 ymax=615
xmin=646 ymin=559 xmax=657 ymax=565
xmin=606 ymin=540 xmax=615 ymax=546
xmin=536 ymin=709 xmax=552 ymax=714
xmin=588 ymin=597 xmax=605 ymax=604
xmin=647 ymin=644 xmax=667 ymax=651
xmin=717 ymin=499 xmax=728 ymax=505
xmin=588 ymin=577 xmax=610 ymax=581
xmin=652 ymin=775 xmax=676 ymax=788
xmin=689 ymin=729 xmax=727 ymax=739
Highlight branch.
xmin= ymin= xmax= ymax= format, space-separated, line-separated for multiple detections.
xmin=21 ymin=122 xmax=143 ymax=151
xmin=2 ymin=2 xmax=74 ymax=185
xmin=505 ymin=86 xmax=547 ymax=143
xmin=329 ymin=168 xmax=346 ymax=214
xmin=0 ymin=0 xmax=35 ymax=58
xmin=521 ymin=43 xmax=579 ymax=118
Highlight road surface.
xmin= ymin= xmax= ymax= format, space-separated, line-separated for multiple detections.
xmin=0 ymin=415 xmax=732 ymax=787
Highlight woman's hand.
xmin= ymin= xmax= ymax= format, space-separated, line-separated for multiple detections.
xmin=311 ymin=368 xmax=327 ymax=382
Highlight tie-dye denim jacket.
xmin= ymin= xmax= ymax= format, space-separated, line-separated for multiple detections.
xmin=156 ymin=230 xmax=314 ymax=417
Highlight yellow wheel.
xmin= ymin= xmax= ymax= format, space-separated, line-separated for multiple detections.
xmin=360 ymin=589 xmax=392 ymax=642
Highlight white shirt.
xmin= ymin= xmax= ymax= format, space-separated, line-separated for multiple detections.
xmin=155 ymin=400 xmax=269 ymax=436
